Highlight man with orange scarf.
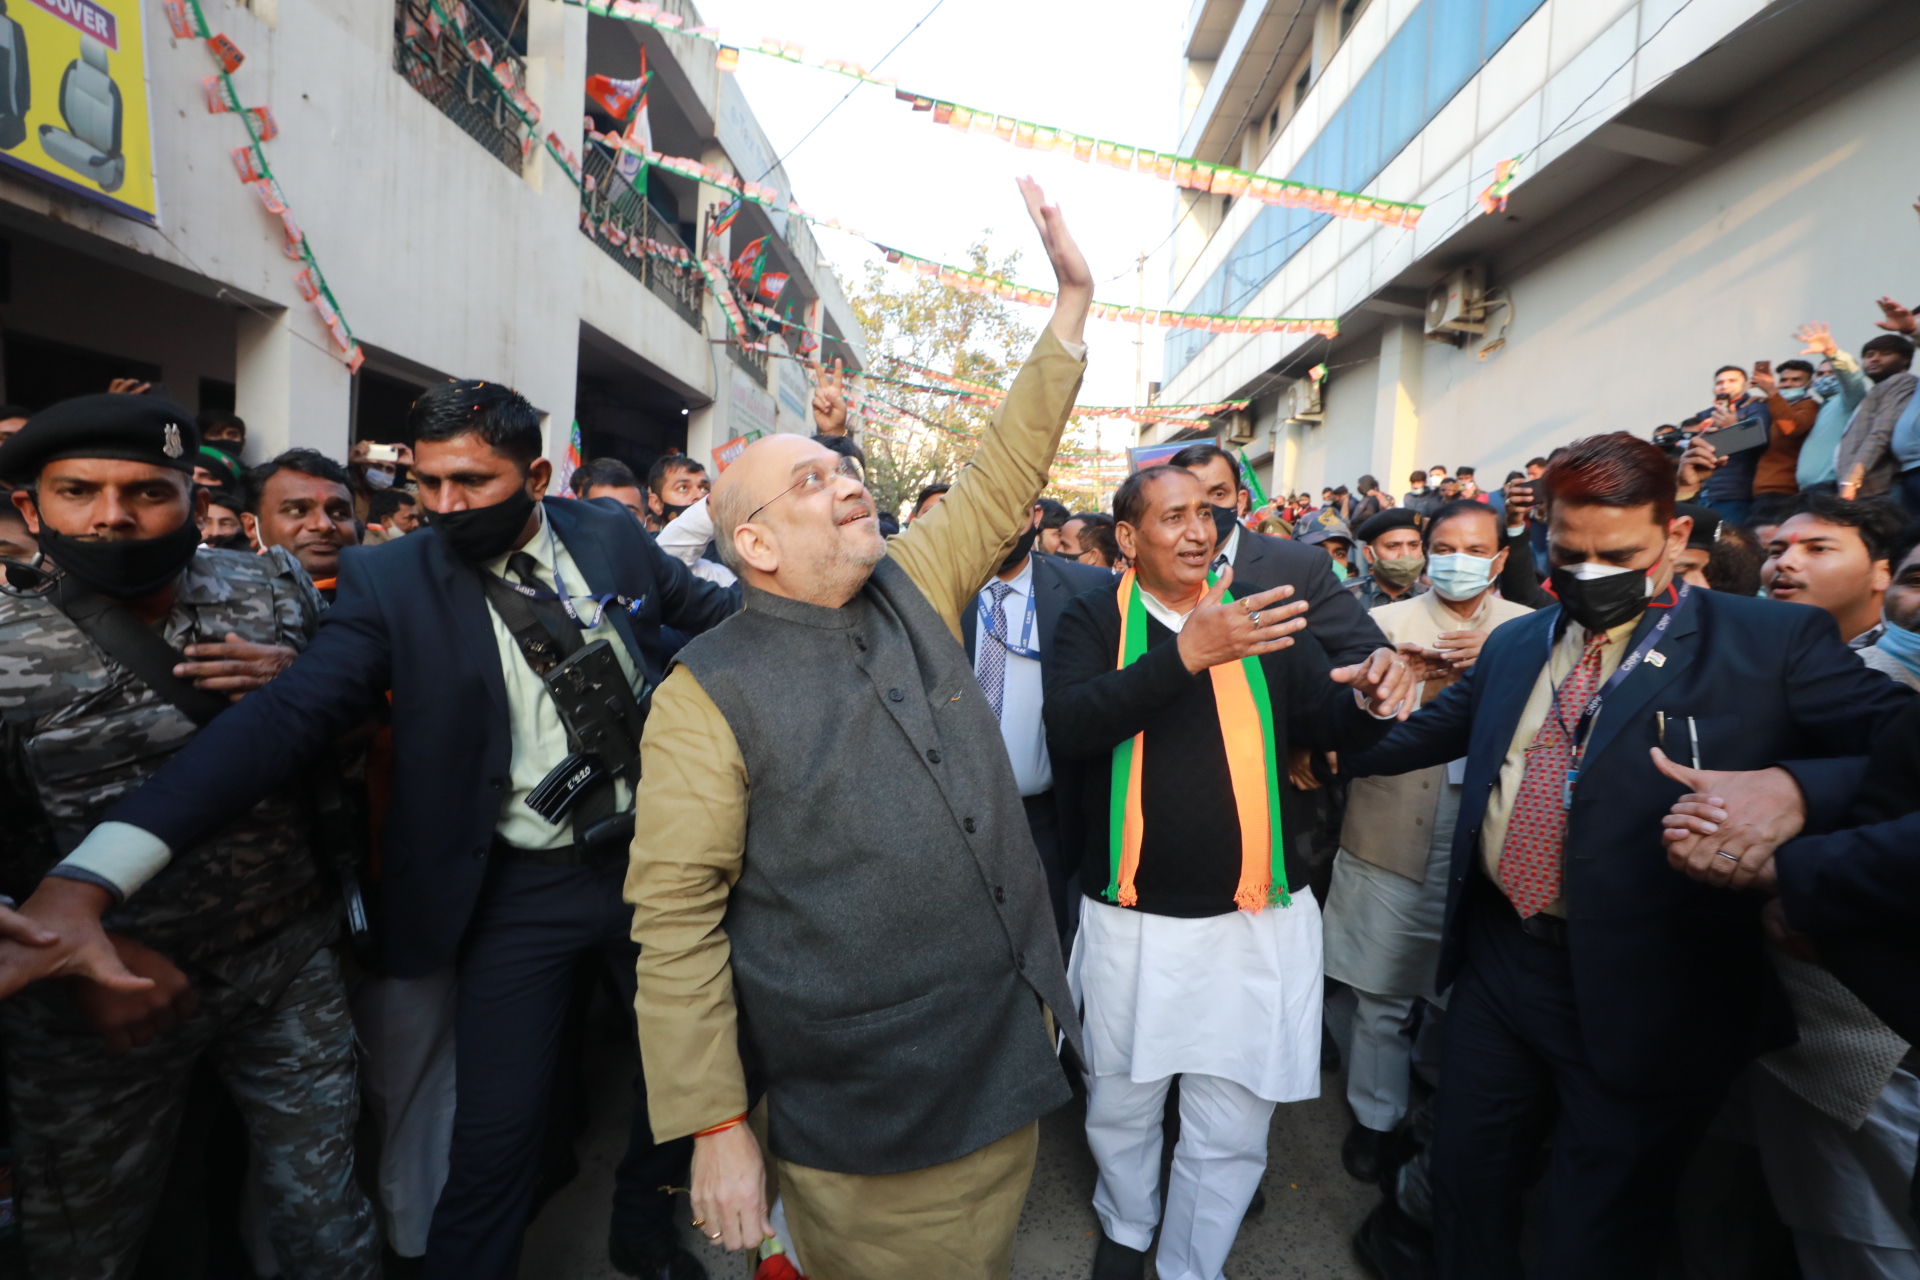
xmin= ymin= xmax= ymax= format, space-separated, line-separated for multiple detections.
xmin=1045 ymin=463 xmax=1412 ymax=1280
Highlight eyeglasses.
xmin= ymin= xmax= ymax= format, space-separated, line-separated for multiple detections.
xmin=743 ymin=456 xmax=865 ymax=524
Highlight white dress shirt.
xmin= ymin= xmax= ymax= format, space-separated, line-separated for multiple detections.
xmin=482 ymin=504 xmax=644 ymax=849
xmin=973 ymin=556 xmax=1051 ymax=797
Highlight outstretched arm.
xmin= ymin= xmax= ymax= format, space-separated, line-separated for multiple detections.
xmin=0 ymin=559 xmax=395 ymax=999
xmin=887 ymin=179 xmax=1091 ymax=636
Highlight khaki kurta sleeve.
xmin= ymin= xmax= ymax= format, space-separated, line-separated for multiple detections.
xmin=885 ymin=328 xmax=1087 ymax=638
xmin=625 ymin=665 xmax=751 ymax=1142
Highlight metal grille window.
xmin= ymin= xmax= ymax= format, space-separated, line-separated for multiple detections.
xmin=579 ymin=143 xmax=706 ymax=331
xmin=394 ymin=0 xmax=530 ymax=174
xmin=728 ymin=336 xmax=770 ymax=387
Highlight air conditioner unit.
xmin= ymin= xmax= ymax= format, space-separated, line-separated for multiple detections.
xmin=1223 ymin=410 xmax=1257 ymax=444
xmin=1286 ymin=378 xmax=1323 ymax=422
xmin=1425 ymin=264 xmax=1488 ymax=335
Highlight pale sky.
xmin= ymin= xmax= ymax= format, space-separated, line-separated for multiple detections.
xmin=700 ymin=0 xmax=1191 ymax=441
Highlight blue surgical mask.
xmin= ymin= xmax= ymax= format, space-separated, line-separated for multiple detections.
xmin=1873 ymin=616 xmax=1920 ymax=682
xmin=1427 ymin=552 xmax=1496 ymax=601
xmin=1778 ymin=386 xmax=1809 ymax=402
xmin=1813 ymin=374 xmax=1841 ymax=399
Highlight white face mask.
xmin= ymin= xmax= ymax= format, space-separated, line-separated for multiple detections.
xmin=1426 ymin=552 xmax=1496 ymax=601
xmin=364 ymin=467 xmax=394 ymax=489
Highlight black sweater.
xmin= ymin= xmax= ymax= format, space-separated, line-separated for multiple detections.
xmin=1044 ymin=588 xmax=1393 ymax=917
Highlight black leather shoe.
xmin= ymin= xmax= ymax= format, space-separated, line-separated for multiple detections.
xmin=608 ymin=1233 xmax=707 ymax=1280
xmin=1352 ymin=1196 xmax=1436 ymax=1280
xmin=1343 ymin=1120 xmax=1395 ymax=1183
xmin=1091 ymin=1230 xmax=1148 ymax=1280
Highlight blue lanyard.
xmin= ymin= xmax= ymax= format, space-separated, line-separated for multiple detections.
xmin=1550 ymin=583 xmax=1688 ymax=807
xmin=978 ymin=581 xmax=1039 ymax=660
xmin=487 ymin=526 xmax=646 ymax=630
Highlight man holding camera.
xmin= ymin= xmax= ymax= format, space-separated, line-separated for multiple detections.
xmin=0 ymin=381 xmax=737 ymax=1280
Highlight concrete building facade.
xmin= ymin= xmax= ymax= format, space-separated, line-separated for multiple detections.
xmin=0 ymin=0 xmax=862 ymax=475
xmin=1152 ymin=0 xmax=1918 ymax=501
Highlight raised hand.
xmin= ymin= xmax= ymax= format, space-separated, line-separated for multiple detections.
xmin=810 ymin=357 xmax=848 ymax=436
xmin=1675 ymin=435 xmax=1724 ymax=496
xmin=1652 ymin=748 xmax=1804 ymax=890
xmin=1875 ymin=296 xmax=1918 ymax=335
xmin=1016 ymin=177 xmax=1092 ymax=345
xmin=175 ymin=632 xmax=297 ymax=700
xmin=1794 ymin=321 xmax=1838 ymax=359
xmin=1173 ymin=569 xmax=1308 ymax=674
xmin=1332 ymin=646 xmax=1419 ymax=720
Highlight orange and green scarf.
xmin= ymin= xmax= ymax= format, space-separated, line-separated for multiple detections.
xmin=1107 ymin=568 xmax=1288 ymax=913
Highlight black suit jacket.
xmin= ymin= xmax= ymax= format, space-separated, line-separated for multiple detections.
xmin=1228 ymin=528 xmax=1387 ymax=668
xmin=1348 ymin=589 xmax=1913 ymax=1093
xmin=1776 ymin=696 xmax=1920 ymax=1043
xmin=106 ymin=497 xmax=737 ymax=976
xmin=962 ymin=553 xmax=1117 ymax=859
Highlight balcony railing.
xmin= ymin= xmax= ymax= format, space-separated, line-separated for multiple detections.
xmin=394 ymin=0 xmax=529 ymax=174
xmin=580 ymin=144 xmax=706 ymax=331
xmin=727 ymin=337 xmax=769 ymax=387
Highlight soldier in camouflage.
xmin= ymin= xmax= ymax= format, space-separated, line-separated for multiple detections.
xmin=0 ymin=394 xmax=377 ymax=1279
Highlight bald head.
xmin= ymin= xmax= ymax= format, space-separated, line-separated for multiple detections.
xmin=712 ymin=433 xmax=883 ymax=607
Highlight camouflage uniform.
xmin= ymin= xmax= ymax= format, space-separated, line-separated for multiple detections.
xmin=0 ymin=547 xmax=377 ymax=1280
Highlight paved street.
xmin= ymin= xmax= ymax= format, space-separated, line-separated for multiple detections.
xmin=522 ymin=1022 xmax=1375 ymax=1280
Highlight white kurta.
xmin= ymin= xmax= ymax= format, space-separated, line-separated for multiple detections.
xmin=1070 ymin=895 xmax=1325 ymax=1104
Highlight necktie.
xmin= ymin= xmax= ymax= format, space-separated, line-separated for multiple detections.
xmin=507 ymin=551 xmax=582 ymax=666
xmin=1499 ymin=631 xmax=1609 ymax=918
xmin=976 ymin=581 xmax=1015 ymax=721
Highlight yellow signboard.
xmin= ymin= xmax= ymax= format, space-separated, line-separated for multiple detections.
xmin=0 ymin=0 xmax=158 ymax=224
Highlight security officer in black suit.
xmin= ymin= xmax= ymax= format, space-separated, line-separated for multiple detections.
xmin=10 ymin=381 xmax=737 ymax=1280
xmin=1170 ymin=442 xmax=1387 ymax=667
xmin=962 ymin=500 xmax=1116 ymax=944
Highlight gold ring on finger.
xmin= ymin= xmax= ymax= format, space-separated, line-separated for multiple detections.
xmin=691 ymin=1219 xmax=706 ymax=1228
xmin=705 ymin=1231 xmax=722 ymax=1242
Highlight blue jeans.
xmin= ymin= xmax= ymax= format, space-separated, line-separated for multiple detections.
xmin=1899 ymin=468 xmax=1920 ymax=517
xmin=1701 ymin=498 xmax=1752 ymax=529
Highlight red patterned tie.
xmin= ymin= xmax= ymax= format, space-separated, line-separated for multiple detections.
xmin=1499 ymin=632 xmax=1609 ymax=918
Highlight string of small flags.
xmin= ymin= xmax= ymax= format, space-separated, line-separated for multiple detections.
xmin=558 ymin=0 xmax=1421 ymax=229
xmin=164 ymin=0 xmax=363 ymax=371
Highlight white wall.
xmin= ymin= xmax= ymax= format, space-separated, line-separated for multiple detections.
xmin=1334 ymin=50 xmax=1920 ymax=488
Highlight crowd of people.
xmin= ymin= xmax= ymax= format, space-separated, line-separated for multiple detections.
xmin=0 ymin=176 xmax=1912 ymax=1280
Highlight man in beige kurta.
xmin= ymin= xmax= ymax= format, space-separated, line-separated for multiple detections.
xmin=625 ymin=180 xmax=1092 ymax=1280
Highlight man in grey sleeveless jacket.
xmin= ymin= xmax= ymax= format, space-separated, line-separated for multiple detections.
xmin=625 ymin=179 xmax=1090 ymax=1280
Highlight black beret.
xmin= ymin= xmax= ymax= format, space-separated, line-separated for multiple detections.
xmin=0 ymin=394 xmax=200 ymax=485
xmin=1674 ymin=502 xmax=1722 ymax=550
xmin=1355 ymin=507 xmax=1422 ymax=544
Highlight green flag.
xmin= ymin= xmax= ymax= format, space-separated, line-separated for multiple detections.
xmin=1237 ymin=448 xmax=1268 ymax=507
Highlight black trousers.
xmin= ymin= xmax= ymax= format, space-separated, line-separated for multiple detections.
xmin=1023 ymin=791 xmax=1071 ymax=945
xmin=425 ymin=856 xmax=689 ymax=1280
xmin=1431 ymin=879 xmax=1725 ymax=1280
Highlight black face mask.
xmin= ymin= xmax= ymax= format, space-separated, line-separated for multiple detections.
xmin=205 ymin=437 xmax=244 ymax=458
xmin=657 ymin=500 xmax=692 ymax=524
xmin=998 ymin=523 xmax=1040 ymax=575
xmin=38 ymin=516 xmax=203 ymax=600
xmin=1550 ymin=564 xmax=1654 ymax=633
xmin=1212 ymin=504 xmax=1241 ymax=549
xmin=208 ymin=530 xmax=255 ymax=553
xmin=425 ymin=487 xmax=537 ymax=563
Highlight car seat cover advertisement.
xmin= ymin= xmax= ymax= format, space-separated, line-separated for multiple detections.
xmin=0 ymin=0 xmax=157 ymax=224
